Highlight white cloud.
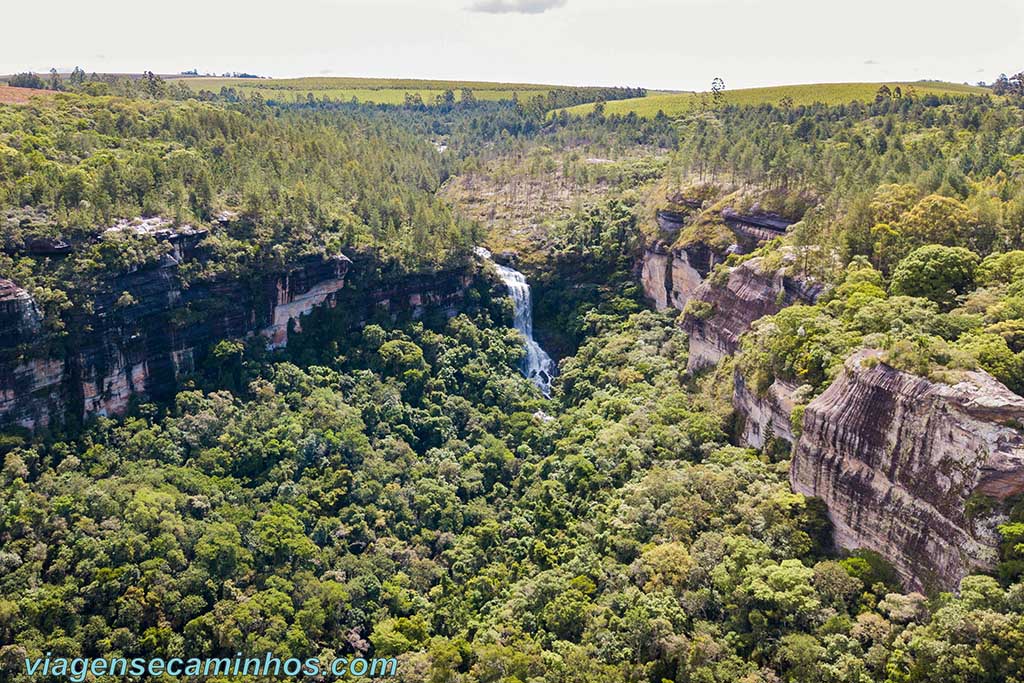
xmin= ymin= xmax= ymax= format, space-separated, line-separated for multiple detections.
xmin=468 ymin=0 xmax=566 ymax=14
xmin=2 ymin=0 xmax=1021 ymax=91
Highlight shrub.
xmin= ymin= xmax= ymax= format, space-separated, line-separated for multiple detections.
xmin=7 ymin=73 xmax=45 ymax=89
xmin=958 ymin=333 xmax=1024 ymax=393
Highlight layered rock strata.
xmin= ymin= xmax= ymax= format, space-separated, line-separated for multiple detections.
xmin=733 ymin=369 xmax=801 ymax=450
xmin=791 ymin=350 xmax=1024 ymax=590
xmin=640 ymin=242 xmax=720 ymax=312
xmin=0 ymin=228 xmax=472 ymax=430
xmin=682 ymin=254 xmax=823 ymax=371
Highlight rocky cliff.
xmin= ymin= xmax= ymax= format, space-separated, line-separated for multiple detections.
xmin=682 ymin=253 xmax=823 ymax=372
xmin=0 ymin=279 xmax=62 ymax=430
xmin=640 ymin=242 xmax=720 ymax=312
xmin=733 ymin=369 xmax=801 ymax=450
xmin=0 ymin=221 xmax=473 ymax=431
xmin=791 ymin=349 xmax=1024 ymax=591
xmin=640 ymin=203 xmax=795 ymax=313
xmin=642 ymin=210 xmax=1021 ymax=591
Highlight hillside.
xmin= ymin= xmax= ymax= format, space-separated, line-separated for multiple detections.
xmin=171 ymin=75 xmax=640 ymax=106
xmin=560 ymin=80 xmax=992 ymax=118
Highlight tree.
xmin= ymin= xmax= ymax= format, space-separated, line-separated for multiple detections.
xmin=635 ymin=542 xmax=694 ymax=593
xmin=711 ymin=77 xmax=726 ymax=106
xmin=977 ymin=250 xmax=1024 ymax=285
xmin=195 ymin=521 xmax=254 ymax=579
xmin=251 ymin=504 xmax=318 ymax=567
xmin=59 ymin=169 xmax=88 ymax=212
xmin=143 ymin=70 xmax=166 ymax=98
xmin=992 ymin=73 xmax=1012 ymax=95
xmin=8 ymin=72 xmax=45 ymax=89
xmin=958 ymin=333 xmax=1024 ymax=393
xmin=776 ymin=633 xmax=825 ymax=682
xmin=890 ymin=244 xmax=980 ymax=309
xmin=898 ymin=194 xmax=973 ymax=250
xmin=1007 ymin=72 xmax=1024 ymax=96
xmin=869 ymin=184 xmax=920 ymax=224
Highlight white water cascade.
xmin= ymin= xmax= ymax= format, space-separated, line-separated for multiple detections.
xmin=475 ymin=248 xmax=556 ymax=396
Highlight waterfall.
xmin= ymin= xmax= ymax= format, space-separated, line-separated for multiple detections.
xmin=475 ymin=248 xmax=556 ymax=396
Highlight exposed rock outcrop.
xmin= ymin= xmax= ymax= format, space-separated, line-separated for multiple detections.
xmin=683 ymin=253 xmax=823 ymax=372
xmin=0 ymin=227 xmax=473 ymax=430
xmin=641 ymin=199 xmax=798 ymax=312
xmin=0 ymin=279 xmax=42 ymax=344
xmin=720 ymin=208 xmax=791 ymax=253
xmin=791 ymin=349 xmax=1024 ymax=591
xmin=263 ymin=258 xmax=351 ymax=349
xmin=0 ymin=280 xmax=59 ymax=430
xmin=733 ymin=369 xmax=801 ymax=450
xmin=655 ymin=209 xmax=687 ymax=233
xmin=640 ymin=242 xmax=720 ymax=312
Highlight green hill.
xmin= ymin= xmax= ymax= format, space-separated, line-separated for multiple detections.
xmin=173 ymin=75 xmax=601 ymax=105
xmin=559 ymin=81 xmax=992 ymax=118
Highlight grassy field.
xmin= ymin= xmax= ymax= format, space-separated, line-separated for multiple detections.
xmin=0 ymin=85 xmax=54 ymax=105
xmin=559 ymin=81 xmax=992 ymax=118
xmin=170 ymin=76 xmax=573 ymax=104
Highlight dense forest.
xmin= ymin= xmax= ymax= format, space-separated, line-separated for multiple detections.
xmin=2 ymin=73 xmax=1024 ymax=683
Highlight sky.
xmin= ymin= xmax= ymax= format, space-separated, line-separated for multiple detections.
xmin=5 ymin=0 xmax=1023 ymax=91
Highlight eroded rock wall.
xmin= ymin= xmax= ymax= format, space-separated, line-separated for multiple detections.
xmin=733 ymin=369 xmax=800 ymax=450
xmin=791 ymin=349 xmax=1024 ymax=591
xmin=650 ymin=221 xmax=1021 ymax=591
xmin=682 ymin=254 xmax=823 ymax=372
xmin=640 ymin=243 xmax=719 ymax=312
xmin=0 ymin=239 xmax=472 ymax=430
xmin=0 ymin=280 xmax=61 ymax=430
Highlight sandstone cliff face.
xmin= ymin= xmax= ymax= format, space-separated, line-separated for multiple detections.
xmin=0 ymin=280 xmax=61 ymax=429
xmin=0 ymin=279 xmax=41 ymax=340
xmin=791 ymin=349 xmax=1024 ymax=591
xmin=263 ymin=258 xmax=350 ymax=349
xmin=733 ymin=369 xmax=801 ymax=449
xmin=683 ymin=254 xmax=822 ymax=372
xmin=647 ymin=211 xmax=1021 ymax=590
xmin=0 ymin=229 xmax=472 ymax=430
xmin=73 ymin=250 xmax=354 ymax=420
xmin=641 ymin=201 xmax=795 ymax=314
xmin=640 ymin=243 xmax=719 ymax=312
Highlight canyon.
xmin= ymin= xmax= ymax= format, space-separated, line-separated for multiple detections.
xmin=4 ymin=194 xmax=1023 ymax=593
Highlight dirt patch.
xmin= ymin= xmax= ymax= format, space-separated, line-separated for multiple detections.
xmin=442 ymin=151 xmax=666 ymax=261
xmin=0 ymin=86 xmax=51 ymax=105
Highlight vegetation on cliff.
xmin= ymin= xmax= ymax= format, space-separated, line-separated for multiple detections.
xmin=662 ymin=85 xmax=1024 ymax=612
xmin=4 ymin=76 xmax=1024 ymax=683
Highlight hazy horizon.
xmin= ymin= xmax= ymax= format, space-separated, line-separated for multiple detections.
xmin=5 ymin=0 xmax=1023 ymax=91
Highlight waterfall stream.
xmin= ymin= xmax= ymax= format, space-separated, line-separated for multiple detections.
xmin=476 ymin=248 xmax=556 ymax=396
